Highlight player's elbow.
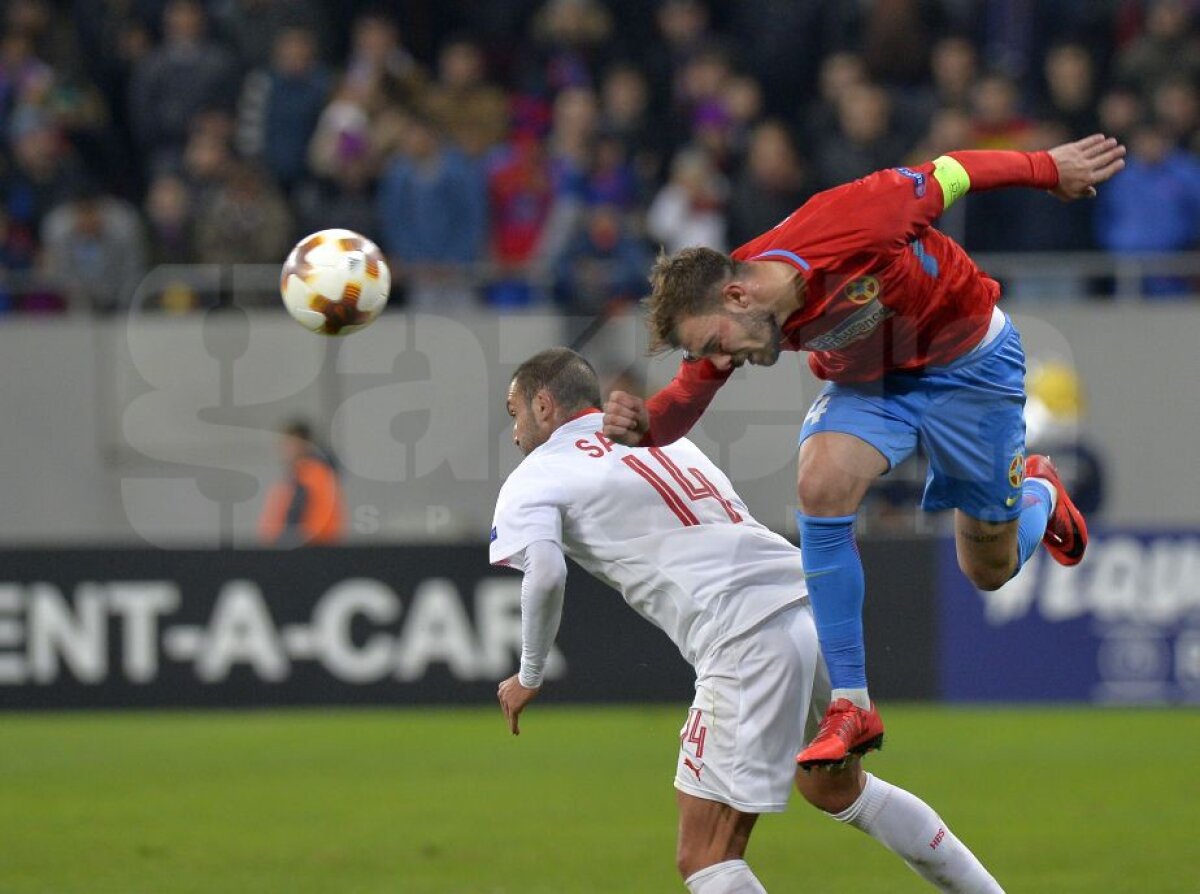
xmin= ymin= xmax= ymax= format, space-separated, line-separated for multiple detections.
xmin=526 ymin=541 xmax=568 ymax=592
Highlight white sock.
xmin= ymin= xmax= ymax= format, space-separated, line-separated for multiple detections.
xmin=685 ymin=859 xmax=767 ymax=893
xmin=831 ymin=687 xmax=871 ymax=710
xmin=833 ymin=773 xmax=1004 ymax=893
xmin=1027 ymin=476 xmax=1057 ymax=511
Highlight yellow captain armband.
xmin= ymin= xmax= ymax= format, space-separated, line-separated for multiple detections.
xmin=932 ymin=155 xmax=971 ymax=209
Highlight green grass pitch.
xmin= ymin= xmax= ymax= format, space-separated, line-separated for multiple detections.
xmin=1 ymin=705 xmax=1197 ymax=893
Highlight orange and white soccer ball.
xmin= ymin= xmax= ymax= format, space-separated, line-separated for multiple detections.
xmin=279 ymin=228 xmax=391 ymax=335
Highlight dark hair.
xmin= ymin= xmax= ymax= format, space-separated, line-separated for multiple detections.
xmin=281 ymin=418 xmax=313 ymax=441
xmin=511 ymin=348 xmax=601 ymax=413
xmin=644 ymin=247 xmax=734 ymax=352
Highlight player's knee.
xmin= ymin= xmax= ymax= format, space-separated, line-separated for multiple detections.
xmin=796 ymin=467 xmax=860 ymax=516
xmin=959 ymin=556 xmax=1013 ymax=591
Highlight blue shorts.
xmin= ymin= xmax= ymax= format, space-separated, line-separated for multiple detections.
xmin=799 ymin=317 xmax=1027 ymax=523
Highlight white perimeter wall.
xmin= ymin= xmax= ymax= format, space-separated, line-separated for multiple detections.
xmin=0 ymin=303 xmax=1196 ymax=546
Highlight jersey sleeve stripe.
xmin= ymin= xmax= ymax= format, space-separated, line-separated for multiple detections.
xmin=749 ymin=248 xmax=811 ymax=271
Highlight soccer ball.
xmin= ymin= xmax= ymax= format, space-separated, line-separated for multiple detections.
xmin=279 ymin=228 xmax=391 ymax=335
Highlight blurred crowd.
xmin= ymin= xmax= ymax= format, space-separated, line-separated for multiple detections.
xmin=1 ymin=0 xmax=1199 ymax=314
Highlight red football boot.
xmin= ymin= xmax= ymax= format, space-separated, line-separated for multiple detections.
xmin=796 ymin=699 xmax=885 ymax=769
xmin=1025 ymin=455 xmax=1088 ymax=567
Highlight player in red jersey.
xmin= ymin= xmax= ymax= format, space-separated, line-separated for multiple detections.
xmin=602 ymin=134 xmax=1123 ymax=766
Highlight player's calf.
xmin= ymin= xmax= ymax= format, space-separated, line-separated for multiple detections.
xmin=794 ymin=757 xmax=866 ymax=814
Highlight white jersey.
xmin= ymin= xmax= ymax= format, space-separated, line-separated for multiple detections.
xmin=489 ymin=411 xmax=806 ymax=667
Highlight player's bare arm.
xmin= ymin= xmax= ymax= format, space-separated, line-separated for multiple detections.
xmin=602 ymin=390 xmax=649 ymax=446
xmin=1048 ymin=133 xmax=1127 ymax=201
xmin=497 ymin=674 xmax=540 ymax=736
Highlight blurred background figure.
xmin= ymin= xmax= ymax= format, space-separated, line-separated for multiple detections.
xmin=193 ymin=160 xmax=292 ymax=284
xmin=423 ymin=35 xmax=509 ymax=159
xmin=258 ymin=418 xmax=345 ymax=547
xmin=127 ymin=0 xmax=238 ymax=173
xmin=727 ymin=119 xmax=811 ymax=246
xmin=645 ymin=145 xmax=726 ymax=254
xmin=236 ymin=25 xmax=332 ymax=194
xmin=1095 ymin=118 xmax=1200 ymax=297
xmin=376 ymin=114 xmax=486 ymax=310
xmin=814 ymin=81 xmax=907 ymax=188
xmin=40 ymin=181 xmax=145 ymax=312
xmin=1024 ymin=360 xmax=1107 ymax=518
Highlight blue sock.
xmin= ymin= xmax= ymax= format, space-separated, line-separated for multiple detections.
xmin=1016 ymin=480 xmax=1053 ymax=569
xmin=797 ymin=512 xmax=866 ymax=691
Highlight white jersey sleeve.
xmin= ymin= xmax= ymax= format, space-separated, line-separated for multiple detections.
xmin=515 ymin=540 xmax=567 ymax=688
xmin=489 ymin=466 xmax=566 ymax=570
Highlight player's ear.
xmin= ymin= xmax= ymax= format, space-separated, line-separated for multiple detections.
xmin=722 ymin=280 xmax=750 ymax=310
xmin=532 ymin=388 xmax=555 ymax=423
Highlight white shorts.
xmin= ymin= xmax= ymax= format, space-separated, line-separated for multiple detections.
xmin=673 ymin=603 xmax=831 ymax=814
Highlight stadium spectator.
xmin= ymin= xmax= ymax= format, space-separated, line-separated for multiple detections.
xmin=292 ymin=133 xmax=379 ymax=246
xmin=553 ymin=201 xmax=649 ymax=315
xmin=1037 ymin=43 xmax=1102 ymax=140
xmin=727 ymin=119 xmax=811 ymax=247
xmin=306 ymin=87 xmax=375 ymax=181
xmin=721 ymin=72 xmax=765 ymax=158
xmin=339 ymin=9 xmax=427 ymax=117
xmin=598 ymin=62 xmax=664 ymax=192
xmin=422 ymin=35 xmax=509 ymax=158
xmin=258 ymin=419 xmax=345 ymax=547
xmin=519 ymin=0 xmax=614 ymax=96
xmin=193 ymin=160 xmax=293 ymax=274
xmin=964 ymin=72 xmax=1043 ymax=251
xmin=537 ymin=86 xmax=598 ymax=267
xmin=180 ymin=113 xmax=235 ymax=205
xmin=646 ymin=0 xmax=713 ymax=111
xmin=584 ymin=131 xmax=638 ymax=209
xmin=928 ymin=35 xmax=979 ymax=113
xmin=813 ymin=83 xmax=909 ymax=189
xmin=672 ymin=45 xmax=734 ymax=160
xmin=1096 ymin=84 xmax=1145 ymax=144
xmin=236 ymin=25 xmax=332 ymax=191
xmin=2 ymin=111 xmax=85 ymax=242
xmin=1115 ymin=0 xmax=1200 ymax=95
xmin=485 ymin=133 xmax=557 ymax=308
xmin=127 ymin=0 xmax=238 ymax=172
xmin=71 ymin=0 xmax=152 ymax=194
xmin=495 ymin=347 xmax=1005 ymax=894
xmin=40 ymin=183 xmax=146 ymax=312
xmin=1151 ymin=75 xmax=1200 ymax=153
xmin=861 ymin=0 xmax=939 ymax=86
xmin=803 ymin=51 xmax=870 ymax=139
xmin=645 ymin=146 xmax=727 ymax=255
xmin=376 ymin=114 xmax=486 ymax=309
xmin=1095 ymin=118 xmax=1200 ymax=297
xmin=212 ymin=0 xmax=327 ymax=72
xmin=144 ymin=173 xmax=195 ymax=266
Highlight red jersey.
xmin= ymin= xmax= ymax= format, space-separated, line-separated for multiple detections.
xmin=642 ymin=150 xmax=1060 ymax=446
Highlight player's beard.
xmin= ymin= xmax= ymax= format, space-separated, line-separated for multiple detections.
xmin=744 ymin=308 xmax=782 ymax=366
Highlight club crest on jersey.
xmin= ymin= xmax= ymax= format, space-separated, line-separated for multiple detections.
xmin=895 ymin=166 xmax=927 ymax=197
xmin=489 ymin=526 xmax=498 ymax=543
xmin=844 ymin=275 xmax=880 ymax=305
xmin=1008 ymin=452 xmax=1025 ymax=489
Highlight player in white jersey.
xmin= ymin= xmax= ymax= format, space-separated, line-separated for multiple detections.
xmin=492 ymin=348 xmax=1003 ymax=894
